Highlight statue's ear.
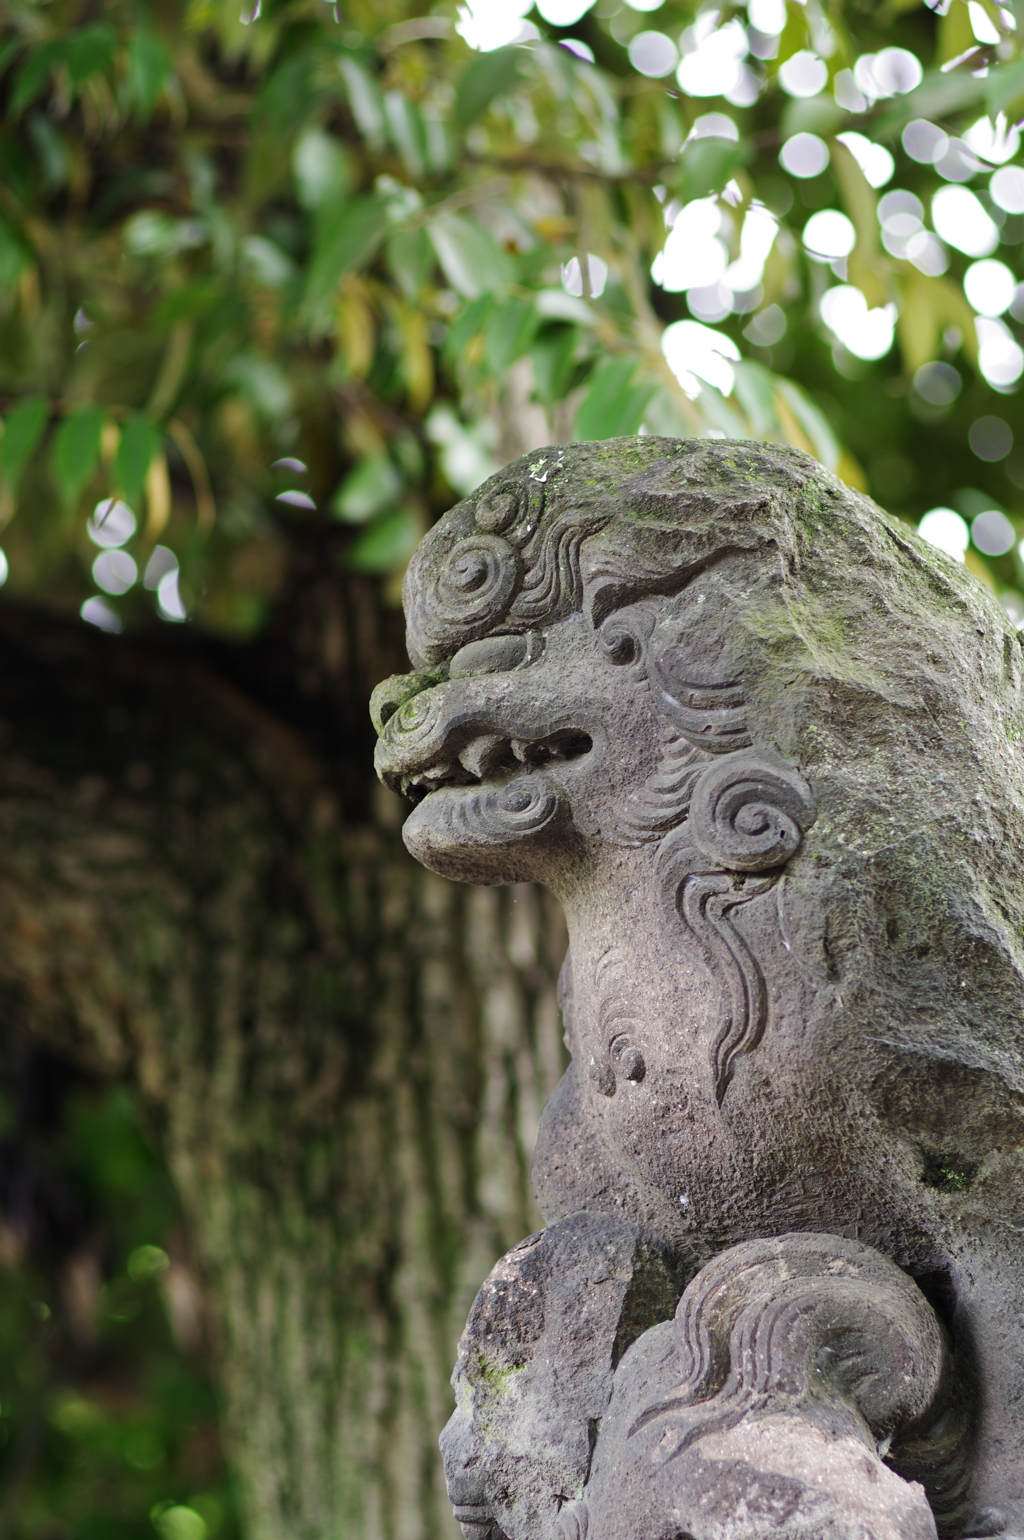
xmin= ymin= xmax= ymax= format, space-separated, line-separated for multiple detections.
xmin=647 ymin=585 xmax=751 ymax=754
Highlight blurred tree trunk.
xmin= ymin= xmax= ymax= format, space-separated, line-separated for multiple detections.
xmin=0 ymin=561 xmax=566 ymax=1540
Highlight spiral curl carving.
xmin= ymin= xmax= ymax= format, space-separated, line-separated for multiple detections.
xmin=597 ymin=611 xmax=652 ymax=668
xmin=652 ymin=750 xmax=816 ymax=1099
xmin=689 ymin=751 xmax=815 ymax=872
xmin=493 ymin=775 xmax=561 ymax=834
xmin=428 ymin=535 xmax=522 ymax=632
xmin=452 ymin=773 xmax=562 ymax=845
xmin=475 ymin=487 xmax=521 ymax=533
xmin=611 ymin=1233 xmax=970 ymax=1528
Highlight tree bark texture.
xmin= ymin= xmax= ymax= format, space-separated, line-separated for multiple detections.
xmin=0 ymin=585 xmax=567 ymax=1540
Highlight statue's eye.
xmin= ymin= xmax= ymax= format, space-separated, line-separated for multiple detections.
xmin=450 ymin=634 xmax=528 ymax=677
xmin=608 ymin=635 xmax=637 ymax=664
xmin=600 ymin=623 xmax=639 ymax=665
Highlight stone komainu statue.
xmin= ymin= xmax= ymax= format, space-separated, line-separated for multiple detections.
xmin=372 ymin=437 xmax=1024 ymax=1540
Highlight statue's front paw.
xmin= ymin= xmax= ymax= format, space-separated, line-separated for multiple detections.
xmin=580 ymin=1233 xmax=966 ymax=1540
xmin=440 ymin=1212 xmax=687 ymax=1540
xmin=964 ymin=1507 xmax=1024 ymax=1540
xmin=452 ymin=1503 xmax=509 ymax=1540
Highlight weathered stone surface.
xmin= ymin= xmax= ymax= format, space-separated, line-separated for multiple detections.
xmin=372 ymin=437 xmax=1024 ymax=1538
xmin=441 ymin=1211 xmax=689 ymax=1540
xmin=569 ymin=1232 xmax=967 ymax=1540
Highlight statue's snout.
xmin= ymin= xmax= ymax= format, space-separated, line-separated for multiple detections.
xmin=372 ymin=663 xmax=594 ymax=808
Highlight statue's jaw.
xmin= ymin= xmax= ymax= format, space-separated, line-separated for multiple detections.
xmin=401 ymin=770 xmax=572 ymax=884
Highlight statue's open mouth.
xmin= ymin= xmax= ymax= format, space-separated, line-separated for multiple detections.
xmin=397 ymin=730 xmax=593 ymax=806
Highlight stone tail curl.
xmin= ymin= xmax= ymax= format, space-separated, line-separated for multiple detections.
xmin=633 ymin=1233 xmax=972 ymax=1534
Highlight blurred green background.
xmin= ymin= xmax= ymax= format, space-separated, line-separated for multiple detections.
xmin=0 ymin=1048 xmax=237 ymax=1540
xmin=4 ymin=0 xmax=1024 ymax=1530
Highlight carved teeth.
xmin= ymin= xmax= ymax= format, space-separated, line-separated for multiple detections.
xmin=401 ymin=761 xmax=481 ymax=804
xmin=397 ymin=731 xmax=592 ymax=803
xmin=459 ymin=735 xmax=511 ymax=780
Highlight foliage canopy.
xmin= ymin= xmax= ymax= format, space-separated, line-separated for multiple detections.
xmin=2 ymin=0 xmax=1024 ymax=625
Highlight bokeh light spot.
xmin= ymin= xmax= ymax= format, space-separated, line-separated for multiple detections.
xmin=918 ymin=508 xmax=968 ymax=560
xmin=780 ymin=133 xmax=829 ymax=179
xmin=902 ymin=119 xmax=948 ymax=165
xmin=88 ymin=499 xmax=136 ymax=549
xmin=80 ymin=597 xmax=123 ymax=633
xmin=820 ymin=286 xmax=895 ymax=359
xmin=931 ymin=186 xmax=999 ymax=258
xmin=93 ymin=550 xmax=138 ymax=596
xmin=628 ymin=29 xmax=678 ymax=75
xmin=778 ymin=50 xmax=827 ymax=98
xmin=969 ymin=416 xmax=1014 ymax=462
xmin=835 ymin=131 xmax=893 ymax=189
xmin=964 ymin=258 xmax=1017 ymax=317
xmin=803 ymin=210 xmax=856 ymax=261
xmin=991 ymin=165 xmax=1024 ymax=215
xmin=913 ymin=361 xmax=961 ymax=406
xmin=972 ymin=509 xmax=1016 ymax=556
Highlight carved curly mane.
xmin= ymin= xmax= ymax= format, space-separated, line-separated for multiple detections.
xmin=406 ymin=436 xmax=1024 ymax=1100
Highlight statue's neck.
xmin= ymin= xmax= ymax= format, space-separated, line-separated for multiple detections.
xmin=555 ymin=846 xmax=687 ymax=1062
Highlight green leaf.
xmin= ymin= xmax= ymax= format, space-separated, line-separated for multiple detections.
xmin=0 ymin=397 xmax=49 ymax=489
xmin=383 ymin=92 xmax=427 ymax=180
xmin=774 ymin=0 xmax=811 ymax=66
xmin=339 ymin=57 xmax=386 ymax=151
xmin=442 ymin=294 xmax=496 ymax=362
xmin=830 ymin=140 xmax=886 ymax=309
xmin=484 ymin=297 xmax=538 ymax=375
xmin=386 ymin=228 xmax=434 ymax=301
xmin=128 ymin=31 xmax=171 ymax=117
xmin=0 ymin=39 xmax=25 ymax=83
xmin=293 ymin=129 xmax=351 ymax=211
xmin=454 ymin=48 xmax=525 ymax=129
xmin=241 ymin=235 xmax=295 ymax=288
xmin=27 ymin=116 xmax=71 ymax=191
xmin=423 ymin=113 xmax=452 ymax=174
xmin=730 ymin=361 xmax=778 ymax=439
xmin=427 ymin=216 xmax=512 ymax=299
xmin=258 ymin=54 xmax=323 ymax=135
xmin=124 ymin=211 xmax=207 ymax=258
xmin=987 ymin=57 xmax=1024 ymax=118
xmin=0 ymin=213 xmax=32 ymax=290
xmin=64 ymin=25 xmax=116 ymax=87
xmin=222 ymin=356 xmax=294 ymax=419
xmin=304 ymin=195 xmax=389 ymax=321
xmin=874 ymin=69 xmax=987 ymax=135
xmin=332 ymin=454 xmax=403 ymax=523
xmin=152 ymin=278 xmax=223 ymax=328
xmin=574 ymin=358 xmax=655 ymax=440
xmin=774 ymin=380 xmax=839 ymax=471
xmin=347 ymin=509 xmax=420 ymax=571
xmin=0 ymin=135 xmax=32 ymax=206
xmin=530 ymin=324 xmax=579 ymax=408
xmin=678 ymin=139 xmax=744 ymax=202
xmin=51 ymin=408 xmax=106 ymax=504
xmin=114 ymin=417 xmax=158 ymax=508
xmin=11 ymin=40 xmax=66 ymax=115
xmin=780 ymin=95 xmax=844 ymax=138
